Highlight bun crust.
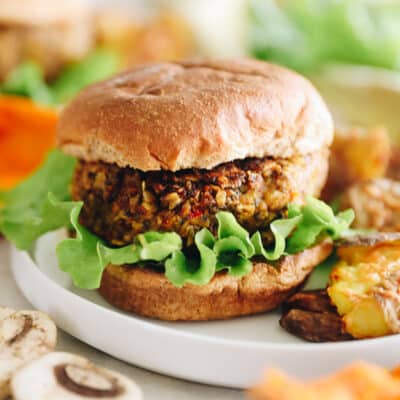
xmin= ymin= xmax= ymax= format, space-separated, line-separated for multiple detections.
xmin=99 ymin=241 xmax=333 ymax=321
xmin=58 ymin=59 xmax=333 ymax=171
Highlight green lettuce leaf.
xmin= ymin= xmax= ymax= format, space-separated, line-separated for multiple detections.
xmin=0 ymin=150 xmax=76 ymax=249
xmin=165 ymin=229 xmax=217 ymax=287
xmin=286 ymin=197 xmax=355 ymax=254
xmin=0 ymin=150 xmax=354 ymax=289
xmin=216 ymin=212 xmax=255 ymax=257
xmin=58 ymin=207 xmax=183 ymax=289
xmin=212 ymin=212 xmax=256 ymax=277
xmin=214 ymin=237 xmax=253 ymax=276
xmin=56 ymin=202 xmax=104 ymax=289
xmin=136 ymin=232 xmax=182 ymax=261
xmin=251 ymin=216 xmax=301 ymax=261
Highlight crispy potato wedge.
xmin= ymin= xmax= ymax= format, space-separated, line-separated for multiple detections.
xmin=322 ymin=127 xmax=391 ymax=201
xmin=95 ymin=11 xmax=194 ymax=68
xmin=328 ymin=241 xmax=400 ymax=339
xmin=250 ymin=363 xmax=400 ymax=400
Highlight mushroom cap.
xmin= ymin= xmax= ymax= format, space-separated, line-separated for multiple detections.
xmin=11 ymin=352 xmax=143 ymax=400
xmin=0 ymin=310 xmax=57 ymax=399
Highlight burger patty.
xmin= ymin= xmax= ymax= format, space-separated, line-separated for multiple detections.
xmin=72 ymin=151 xmax=328 ymax=247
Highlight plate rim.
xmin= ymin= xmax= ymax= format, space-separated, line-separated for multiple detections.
xmin=10 ymin=242 xmax=400 ymax=388
xmin=13 ymin=245 xmax=400 ymax=351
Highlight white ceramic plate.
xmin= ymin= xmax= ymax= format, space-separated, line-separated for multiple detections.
xmin=313 ymin=64 xmax=400 ymax=142
xmin=10 ymin=231 xmax=400 ymax=389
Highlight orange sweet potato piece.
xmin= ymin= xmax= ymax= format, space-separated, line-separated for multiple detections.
xmin=0 ymin=95 xmax=57 ymax=189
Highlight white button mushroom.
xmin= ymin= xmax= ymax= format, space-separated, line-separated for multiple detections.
xmin=0 ymin=308 xmax=14 ymax=322
xmin=0 ymin=308 xmax=57 ymax=400
xmin=11 ymin=352 xmax=142 ymax=400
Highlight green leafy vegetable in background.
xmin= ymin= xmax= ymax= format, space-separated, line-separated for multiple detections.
xmin=52 ymin=49 xmax=120 ymax=104
xmin=0 ymin=150 xmax=354 ymax=289
xmin=249 ymin=0 xmax=400 ymax=73
xmin=0 ymin=49 xmax=119 ymax=106
xmin=0 ymin=62 xmax=54 ymax=105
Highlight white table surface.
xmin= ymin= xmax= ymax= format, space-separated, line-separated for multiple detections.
xmin=0 ymin=239 xmax=243 ymax=399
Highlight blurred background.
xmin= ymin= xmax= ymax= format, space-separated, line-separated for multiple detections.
xmin=1 ymin=0 xmax=400 ymax=190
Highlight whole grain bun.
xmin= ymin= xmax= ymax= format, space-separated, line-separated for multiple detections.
xmin=99 ymin=241 xmax=333 ymax=321
xmin=58 ymin=58 xmax=333 ymax=171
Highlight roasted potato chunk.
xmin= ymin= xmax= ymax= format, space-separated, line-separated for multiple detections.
xmin=322 ymin=127 xmax=391 ymax=201
xmin=339 ymin=179 xmax=400 ymax=232
xmin=95 ymin=11 xmax=194 ymax=68
xmin=328 ymin=242 xmax=400 ymax=339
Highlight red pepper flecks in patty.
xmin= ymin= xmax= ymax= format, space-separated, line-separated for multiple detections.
xmin=72 ymin=151 xmax=328 ymax=247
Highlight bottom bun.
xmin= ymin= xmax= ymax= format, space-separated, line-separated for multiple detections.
xmin=99 ymin=241 xmax=333 ymax=321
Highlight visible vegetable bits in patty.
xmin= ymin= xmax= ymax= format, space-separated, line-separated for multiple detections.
xmin=72 ymin=151 xmax=328 ymax=247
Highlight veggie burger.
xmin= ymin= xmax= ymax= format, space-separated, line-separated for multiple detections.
xmin=0 ymin=59 xmax=354 ymax=320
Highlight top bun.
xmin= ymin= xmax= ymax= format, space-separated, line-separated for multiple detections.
xmin=58 ymin=59 xmax=333 ymax=171
xmin=0 ymin=0 xmax=90 ymax=26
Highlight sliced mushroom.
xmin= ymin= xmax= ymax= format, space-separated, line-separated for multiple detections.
xmin=280 ymin=308 xmax=353 ymax=342
xmin=280 ymin=290 xmax=353 ymax=342
xmin=281 ymin=290 xmax=336 ymax=314
xmin=0 ymin=307 xmax=15 ymax=400
xmin=388 ymin=146 xmax=400 ymax=181
xmin=337 ymin=232 xmax=400 ymax=248
xmin=0 ymin=307 xmax=14 ymax=321
xmin=11 ymin=352 xmax=142 ymax=400
xmin=339 ymin=178 xmax=400 ymax=232
xmin=0 ymin=310 xmax=57 ymax=400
